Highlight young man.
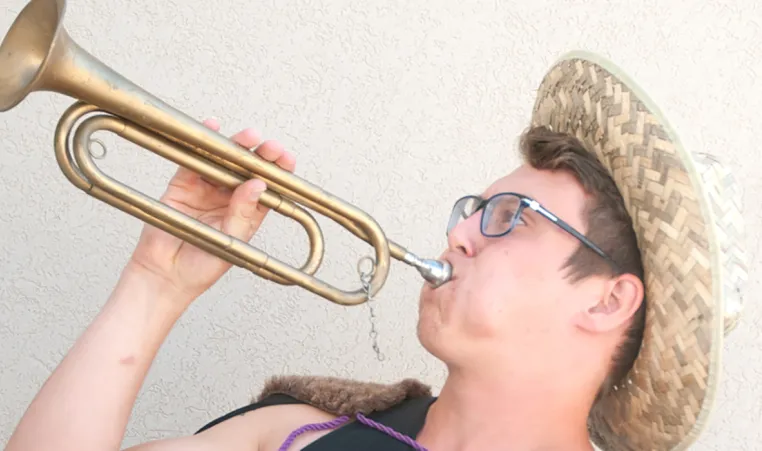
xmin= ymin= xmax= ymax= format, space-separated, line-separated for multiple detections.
xmin=3 ymin=51 xmax=747 ymax=451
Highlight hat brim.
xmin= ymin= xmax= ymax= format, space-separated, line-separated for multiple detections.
xmin=530 ymin=50 xmax=727 ymax=451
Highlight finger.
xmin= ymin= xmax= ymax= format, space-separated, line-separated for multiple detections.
xmin=254 ymin=139 xmax=284 ymax=161
xmin=203 ymin=118 xmax=221 ymax=132
xmin=253 ymin=140 xmax=296 ymax=172
xmin=274 ymin=150 xmax=296 ymax=172
xmin=161 ymin=118 xmax=229 ymax=207
xmin=202 ymin=117 xmax=232 ymax=191
xmin=168 ymin=118 xmax=221 ymax=185
xmin=255 ymin=140 xmax=296 ymax=172
xmin=221 ymin=178 xmax=268 ymax=241
xmin=230 ymin=127 xmax=262 ymax=150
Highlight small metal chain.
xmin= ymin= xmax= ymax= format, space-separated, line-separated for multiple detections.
xmin=357 ymin=256 xmax=385 ymax=362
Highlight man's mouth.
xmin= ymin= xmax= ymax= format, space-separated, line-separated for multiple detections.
xmin=438 ymin=252 xmax=461 ymax=282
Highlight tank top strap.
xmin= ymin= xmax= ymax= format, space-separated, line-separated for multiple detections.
xmin=195 ymin=393 xmax=307 ymax=435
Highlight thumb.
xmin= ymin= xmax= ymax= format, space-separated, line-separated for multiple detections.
xmin=222 ymin=179 xmax=268 ymax=241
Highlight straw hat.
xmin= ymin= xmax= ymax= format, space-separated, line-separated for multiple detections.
xmin=530 ymin=51 xmax=750 ymax=450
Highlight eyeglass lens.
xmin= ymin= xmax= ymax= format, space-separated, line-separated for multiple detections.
xmin=447 ymin=194 xmax=524 ymax=237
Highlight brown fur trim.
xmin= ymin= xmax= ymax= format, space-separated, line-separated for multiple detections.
xmin=254 ymin=375 xmax=432 ymax=416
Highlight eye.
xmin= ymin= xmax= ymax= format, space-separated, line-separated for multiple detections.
xmin=506 ymin=208 xmax=526 ymax=226
xmin=500 ymin=208 xmax=517 ymax=224
xmin=482 ymin=195 xmax=529 ymax=236
xmin=500 ymin=202 xmax=524 ymax=224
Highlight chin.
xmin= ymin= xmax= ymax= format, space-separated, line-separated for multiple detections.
xmin=416 ymin=322 xmax=465 ymax=369
xmin=416 ymin=304 xmax=457 ymax=361
xmin=416 ymin=319 xmax=440 ymax=359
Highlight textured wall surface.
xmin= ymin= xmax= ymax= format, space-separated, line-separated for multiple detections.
xmin=1 ymin=0 xmax=760 ymax=449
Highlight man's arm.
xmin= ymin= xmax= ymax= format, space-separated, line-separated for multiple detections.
xmin=3 ymin=121 xmax=296 ymax=451
xmin=4 ymin=266 xmax=190 ymax=451
xmin=3 ymin=277 xmax=331 ymax=451
xmin=120 ymin=405 xmax=269 ymax=451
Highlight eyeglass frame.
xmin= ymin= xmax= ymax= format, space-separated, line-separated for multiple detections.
xmin=446 ymin=192 xmax=621 ymax=273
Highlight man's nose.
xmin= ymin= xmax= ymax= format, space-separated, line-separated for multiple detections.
xmin=446 ymin=213 xmax=482 ymax=257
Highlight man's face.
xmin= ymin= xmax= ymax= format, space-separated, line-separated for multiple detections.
xmin=417 ymin=164 xmax=604 ymax=372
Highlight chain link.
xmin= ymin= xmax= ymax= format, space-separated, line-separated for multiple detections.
xmin=357 ymin=256 xmax=385 ymax=361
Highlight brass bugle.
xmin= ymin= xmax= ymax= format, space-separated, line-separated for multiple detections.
xmin=0 ymin=0 xmax=452 ymax=305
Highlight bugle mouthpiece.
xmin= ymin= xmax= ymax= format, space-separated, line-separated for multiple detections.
xmin=403 ymin=253 xmax=452 ymax=288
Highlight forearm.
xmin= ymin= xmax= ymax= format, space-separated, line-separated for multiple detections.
xmin=5 ymin=264 xmax=188 ymax=451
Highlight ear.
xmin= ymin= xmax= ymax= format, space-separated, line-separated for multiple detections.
xmin=575 ymin=273 xmax=644 ymax=334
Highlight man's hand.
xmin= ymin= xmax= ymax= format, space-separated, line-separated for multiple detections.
xmin=127 ymin=119 xmax=296 ymax=304
xmin=3 ymin=119 xmax=296 ymax=451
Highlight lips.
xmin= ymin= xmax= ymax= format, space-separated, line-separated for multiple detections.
xmin=438 ymin=251 xmax=462 ymax=282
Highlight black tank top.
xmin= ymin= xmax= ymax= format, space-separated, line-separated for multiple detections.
xmin=196 ymin=393 xmax=436 ymax=450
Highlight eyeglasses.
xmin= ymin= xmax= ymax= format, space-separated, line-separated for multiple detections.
xmin=447 ymin=192 xmax=620 ymax=272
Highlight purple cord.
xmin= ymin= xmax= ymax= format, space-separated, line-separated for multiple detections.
xmin=278 ymin=412 xmax=429 ymax=451
xmin=278 ymin=415 xmax=351 ymax=450
xmin=356 ymin=413 xmax=429 ymax=450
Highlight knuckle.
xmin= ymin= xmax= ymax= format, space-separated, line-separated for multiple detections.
xmin=238 ymin=203 xmax=260 ymax=221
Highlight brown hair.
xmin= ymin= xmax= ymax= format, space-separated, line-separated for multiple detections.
xmin=518 ymin=125 xmax=646 ymax=401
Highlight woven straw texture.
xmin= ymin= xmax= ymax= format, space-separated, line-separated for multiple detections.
xmin=530 ymin=53 xmax=732 ymax=451
xmin=693 ymin=153 xmax=748 ymax=336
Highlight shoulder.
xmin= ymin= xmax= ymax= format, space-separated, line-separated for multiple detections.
xmin=195 ymin=392 xmax=339 ymax=436
xmin=124 ymin=375 xmax=433 ymax=451
xmin=199 ymin=396 xmax=341 ymax=451
xmin=124 ymin=397 xmax=336 ymax=451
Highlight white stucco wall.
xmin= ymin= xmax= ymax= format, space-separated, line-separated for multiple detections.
xmin=1 ymin=0 xmax=760 ymax=449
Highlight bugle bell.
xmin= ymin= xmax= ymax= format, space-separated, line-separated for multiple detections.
xmin=0 ymin=0 xmax=452 ymax=305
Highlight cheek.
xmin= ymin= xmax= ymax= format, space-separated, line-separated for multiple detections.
xmin=464 ymin=243 xmax=561 ymax=332
xmin=502 ymin=237 xmax=564 ymax=291
xmin=454 ymin=257 xmax=512 ymax=337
